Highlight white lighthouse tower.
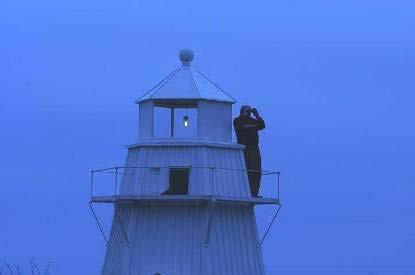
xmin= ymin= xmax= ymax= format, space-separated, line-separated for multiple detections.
xmin=90 ymin=50 xmax=280 ymax=275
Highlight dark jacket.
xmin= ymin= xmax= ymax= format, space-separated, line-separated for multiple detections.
xmin=233 ymin=116 xmax=265 ymax=146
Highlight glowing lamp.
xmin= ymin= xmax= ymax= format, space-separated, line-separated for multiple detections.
xmin=183 ymin=115 xmax=189 ymax=127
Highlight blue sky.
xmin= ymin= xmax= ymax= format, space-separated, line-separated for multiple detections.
xmin=1 ymin=0 xmax=414 ymax=274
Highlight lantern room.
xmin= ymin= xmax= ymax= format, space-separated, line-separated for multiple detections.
xmin=135 ymin=49 xmax=236 ymax=142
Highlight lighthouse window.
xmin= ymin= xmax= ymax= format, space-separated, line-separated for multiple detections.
xmin=161 ymin=167 xmax=189 ymax=195
xmin=153 ymin=102 xmax=198 ymax=139
xmin=173 ymin=108 xmax=197 ymax=138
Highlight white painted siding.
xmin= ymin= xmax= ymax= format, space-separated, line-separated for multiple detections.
xmin=119 ymin=143 xmax=251 ymax=197
xmin=102 ymin=206 xmax=265 ymax=275
xmin=102 ymin=140 xmax=267 ymax=275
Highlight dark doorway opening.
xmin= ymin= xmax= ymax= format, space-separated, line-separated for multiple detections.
xmin=161 ymin=167 xmax=189 ymax=195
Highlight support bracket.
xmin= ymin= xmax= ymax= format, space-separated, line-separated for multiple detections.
xmin=260 ymin=203 xmax=282 ymax=245
xmin=89 ymin=202 xmax=109 ymax=245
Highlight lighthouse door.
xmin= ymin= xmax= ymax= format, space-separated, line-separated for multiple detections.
xmin=161 ymin=167 xmax=189 ymax=195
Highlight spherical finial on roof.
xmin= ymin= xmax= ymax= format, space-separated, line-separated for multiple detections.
xmin=179 ymin=49 xmax=194 ymax=65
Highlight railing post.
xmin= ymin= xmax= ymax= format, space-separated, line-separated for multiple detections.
xmin=90 ymin=171 xmax=95 ymax=199
xmin=277 ymin=171 xmax=280 ymax=201
xmin=210 ymin=167 xmax=215 ymax=195
xmin=115 ymin=167 xmax=119 ymax=197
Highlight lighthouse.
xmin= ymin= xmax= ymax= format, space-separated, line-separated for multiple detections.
xmin=90 ymin=50 xmax=280 ymax=275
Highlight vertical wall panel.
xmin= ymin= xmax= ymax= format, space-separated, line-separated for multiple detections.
xmin=198 ymin=101 xmax=233 ymax=142
xmin=138 ymin=101 xmax=154 ymax=140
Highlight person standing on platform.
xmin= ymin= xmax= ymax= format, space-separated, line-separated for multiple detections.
xmin=233 ymin=105 xmax=265 ymax=197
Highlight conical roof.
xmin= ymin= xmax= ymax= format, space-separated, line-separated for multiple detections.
xmin=136 ymin=50 xmax=236 ymax=104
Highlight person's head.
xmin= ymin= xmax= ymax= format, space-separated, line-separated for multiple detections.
xmin=240 ymin=105 xmax=252 ymax=117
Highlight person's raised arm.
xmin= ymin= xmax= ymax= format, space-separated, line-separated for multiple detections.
xmin=256 ymin=117 xmax=265 ymax=130
xmin=252 ymin=108 xmax=265 ymax=130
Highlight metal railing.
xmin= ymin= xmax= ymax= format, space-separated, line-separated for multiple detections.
xmin=89 ymin=165 xmax=283 ymax=246
xmin=90 ymin=166 xmax=280 ymax=202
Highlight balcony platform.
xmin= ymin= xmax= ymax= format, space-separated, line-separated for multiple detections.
xmin=90 ymin=194 xmax=279 ymax=206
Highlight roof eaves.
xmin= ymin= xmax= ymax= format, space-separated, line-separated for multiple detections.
xmin=196 ymin=70 xmax=236 ymax=103
xmin=135 ymin=68 xmax=180 ymax=104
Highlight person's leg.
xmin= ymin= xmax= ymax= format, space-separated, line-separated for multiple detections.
xmin=243 ymin=148 xmax=255 ymax=196
xmin=251 ymin=147 xmax=262 ymax=196
xmin=244 ymin=146 xmax=261 ymax=196
xmin=247 ymin=147 xmax=261 ymax=197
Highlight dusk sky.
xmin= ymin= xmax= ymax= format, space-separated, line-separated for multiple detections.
xmin=1 ymin=0 xmax=414 ymax=274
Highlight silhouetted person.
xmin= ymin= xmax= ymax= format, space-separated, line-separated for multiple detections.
xmin=233 ymin=105 xmax=265 ymax=197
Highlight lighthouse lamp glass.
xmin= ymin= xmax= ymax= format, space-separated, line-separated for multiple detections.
xmin=183 ymin=115 xmax=189 ymax=127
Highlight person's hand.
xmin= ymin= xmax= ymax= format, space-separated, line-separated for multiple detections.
xmin=251 ymin=108 xmax=259 ymax=118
